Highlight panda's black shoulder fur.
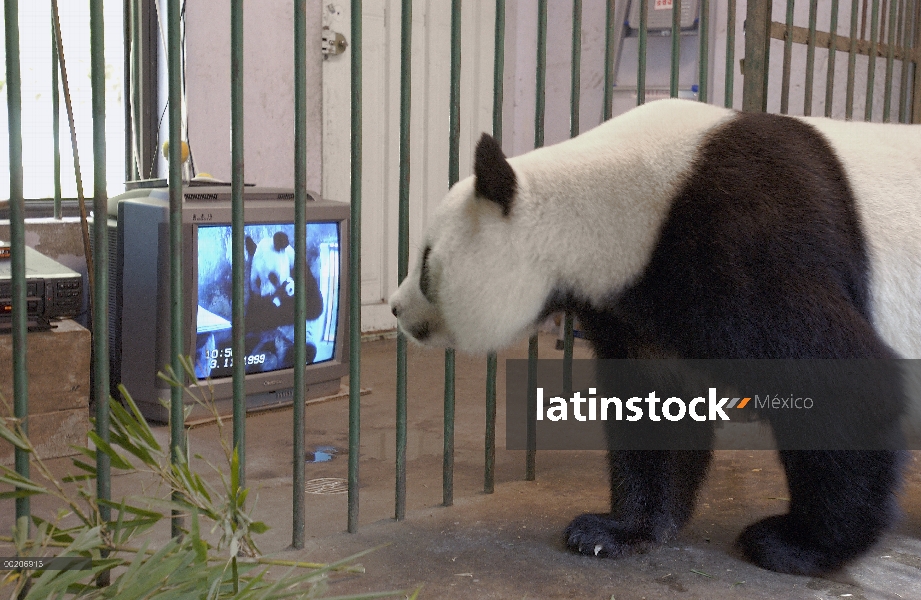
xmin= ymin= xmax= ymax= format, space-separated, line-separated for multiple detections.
xmin=575 ymin=110 xmax=888 ymax=361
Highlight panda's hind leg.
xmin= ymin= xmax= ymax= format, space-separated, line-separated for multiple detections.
xmin=565 ymin=449 xmax=712 ymax=558
xmin=736 ymin=449 xmax=903 ymax=575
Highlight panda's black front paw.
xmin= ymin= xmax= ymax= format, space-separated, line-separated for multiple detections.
xmin=736 ymin=515 xmax=845 ymax=576
xmin=564 ymin=513 xmax=655 ymax=559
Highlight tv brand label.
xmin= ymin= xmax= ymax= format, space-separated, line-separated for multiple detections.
xmin=191 ymin=213 xmax=214 ymax=222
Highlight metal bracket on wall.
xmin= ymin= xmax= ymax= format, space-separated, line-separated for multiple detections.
xmin=322 ymin=26 xmax=348 ymax=57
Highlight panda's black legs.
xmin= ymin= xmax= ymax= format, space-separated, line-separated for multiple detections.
xmin=736 ymin=449 xmax=903 ymax=576
xmin=565 ymin=449 xmax=712 ymax=558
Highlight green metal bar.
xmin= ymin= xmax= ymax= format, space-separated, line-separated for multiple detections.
xmin=899 ymin=0 xmax=915 ymax=122
xmin=292 ymin=0 xmax=307 ymax=549
xmin=846 ymin=0 xmax=859 ymax=118
xmin=348 ymin=0 xmax=362 ymax=534
xmin=638 ymin=0 xmax=648 ymax=105
xmin=535 ymin=0 xmax=547 ymax=147
xmin=444 ymin=0 xmax=462 ymax=508
xmin=866 ymin=0 xmax=880 ymax=120
xmin=525 ymin=336 xmax=537 ymax=481
xmin=167 ymin=0 xmax=186 ymax=539
xmin=825 ymin=0 xmax=840 ymax=117
xmin=698 ymin=0 xmax=709 ymax=102
xmin=804 ymin=0 xmax=818 ymax=115
xmin=883 ymin=0 xmax=898 ymax=120
xmin=602 ymin=0 xmax=615 ymax=120
xmin=742 ymin=0 xmax=772 ymax=113
xmin=725 ymin=0 xmax=736 ymax=107
xmin=52 ymin=8 xmax=62 ymax=219
xmin=6 ymin=0 xmax=29 ymax=539
xmin=395 ymin=0 xmax=412 ymax=521
xmin=131 ymin=0 xmax=141 ymax=179
xmin=780 ymin=0 xmax=795 ymax=114
xmin=571 ymin=0 xmax=582 ymax=137
xmin=526 ymin=0 xmax=547 ymax=483
xmin=122 ymin=0 xmax=131 ymax=183
xmin=90 ymin=0 xmax=111 ymax=543
xmin=486 ymin=0 xmax=505 ymax=496
xmin=229 ymin=0 xmax=246 ymax=498
xmin=670 ymin=0 xmax=681 ymax=98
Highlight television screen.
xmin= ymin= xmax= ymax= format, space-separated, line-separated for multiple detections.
xmin=194 ymin=221 xmax=341 ymax=380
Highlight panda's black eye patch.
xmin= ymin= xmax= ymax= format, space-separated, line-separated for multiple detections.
xmin=419 ymin=245 xmax=433 ymax=302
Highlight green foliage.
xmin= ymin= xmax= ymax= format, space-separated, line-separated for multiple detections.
xmin=0 ymin=358 xmax=414 ymax=599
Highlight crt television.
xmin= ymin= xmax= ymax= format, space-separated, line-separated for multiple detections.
xmin=97 ymin=185 xmax=349 ymax=422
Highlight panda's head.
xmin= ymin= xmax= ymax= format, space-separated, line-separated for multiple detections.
xmin=247 ymin=231 xmax=296 ymax=307
xmin=389 ymin=134 xmax=556 ymax=354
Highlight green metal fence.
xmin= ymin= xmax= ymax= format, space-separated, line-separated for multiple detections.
xmin=4 ymin=0 xmax=921 ymax=567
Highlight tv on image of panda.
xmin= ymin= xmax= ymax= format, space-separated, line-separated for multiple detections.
xmin=194 ymin=222 xmax=340 ymax=380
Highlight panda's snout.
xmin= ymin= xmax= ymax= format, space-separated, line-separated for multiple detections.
xmin=390 ymin=302 xmax=401 ymax=318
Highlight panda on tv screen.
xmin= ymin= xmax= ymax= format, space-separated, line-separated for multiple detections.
xmin=194 ymin=222 xmax=340 ymax=380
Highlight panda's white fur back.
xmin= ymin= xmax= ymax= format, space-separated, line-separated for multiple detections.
xmin=798 ymin=116 xmax=921 ymax=359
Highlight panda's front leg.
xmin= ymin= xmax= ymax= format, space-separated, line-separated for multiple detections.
xmin=566 ymin=448 xmax=713 ymax=558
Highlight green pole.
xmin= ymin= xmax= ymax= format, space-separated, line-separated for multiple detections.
xmin=698 ymin=0 xmax=709 ymax=103
xmin=670 ymin=0 xmax=681 ymax=98
xmin=5 ymin=0 xmax=29 ymax=539
xmin=90 ymin=0 xmax=111 ymax=566
xmin=899 ymin=0 xmax=916 ymax=122
xmin=883 ymin=0 xmax=898 ymax=121
xmin=167 ymin=0 xmax=186 ymax=539
xmin=638 ymin=0 xmax=648 ymax=105
xmin=804 ymin=0 xmax=818 ymax=116
xmin=602 ymin=0 xmax=614 ymax=120
xmin=230 ymin=0 xmax=246 ymax=493
xmin=444 ymin=0 xmax=462 ymax=508
xmin=780 ymin=0 xmax=795 ymax=114
xmin=563 ymin=0 xmax=581 ymax=401
xmin=866 ymin=0 xmax=880 ymax=121
xmin=485 ymin=0 xmax=505 ymax=495
xmin=825 ymin=0 xmax=839 ymax=117
xmin=395 ymin=0 xmax=411 ymax=521
xmin=742 ymin=0 xmax=772 ymax=113
xmin=348 ymin=0 xmax=363 ymax=534
xmin=292 ymin=0 xmax=307 ymax=548
xmin=724 ymin=0 xmax=736 ymax=108
xmin=52 ymin=8 xmax=62 ymax=219
xmin=846 ymin=0 xmax=859 ymax=119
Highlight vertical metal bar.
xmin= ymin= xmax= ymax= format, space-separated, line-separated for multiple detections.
xmin=780 ymin=0 xmax=795 ymax=114
xmin=486 ymin=0 xmax=506 ymax=496
xmin=866 ymin=0 xmax=880 ymax=120
xmin=825 ymin=0 xmax=840 ymax=116
xmin=899 ymin=0 xmax=915 ymax=122
xmin=602 ymin=0 xmax=615 ymax=120
xmin=292 ymin=0 xmax=307 ymax=549
xmin=5 ymin=0 xmax=29 ymax=539
xmin=846 ymin=0 xmax=860 ymax=118
xmin=131 ymin=0 xmax=141 ymax=179
xmin=525 ymin=336 xmax=537 ymax=480
xmin=395 ymin=0 xmax=411 ymax=521
xmin=52 ymin=8 xmax=62 ymax=219
xmin=913 ymin=0 xmax=921 ymax=122
xmin=670 ymin=0 xmax=682 ymax=98
xmin=804 ymin=0 xmax=818 ymax=115
xmin=167 ymin=0 xmax=186 ymax=539
xmin=742 ymin=0 xmax=772 ymax=113
xmin=231 ymin=0 xmax=246 ymax=493
xmin=883 ymin=0 xmax=898 ymax=120
xmin=444 ymin=0 xmax=462 ymax=508
xmin=562 ymin=0 xmax=581 ymax=408
xmin=725 ymin=0 xmax=736 ymax=107
xmin=90 ymin=0 xmax=112 ymax=543
xmin=638 ymin=0 xmax=648 ymax=105
xmin=527 ymin=0 xmax=548 ymax=482
xmin=698 ymin=0 xmax=709 ymax=102
xmin=123 ymin=0 xmax=131 ymax=184
xmin=347 ymin=0 xmax=362 ymax=534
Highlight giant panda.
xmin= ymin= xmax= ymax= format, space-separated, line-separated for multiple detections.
xmin=388 ymin=98 xmax=921 ymax=576
xmin=245 ymin=230 xmax=324 ymax=367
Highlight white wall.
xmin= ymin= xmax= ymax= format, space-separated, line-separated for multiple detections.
xmin=184 ymin=0 xmax=324 ymax=192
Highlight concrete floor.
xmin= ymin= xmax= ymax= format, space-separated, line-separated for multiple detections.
xmin=3 ymin=333 xmax=921 ymax=599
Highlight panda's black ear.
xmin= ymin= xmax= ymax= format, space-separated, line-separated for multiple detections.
xmin=474 ymin=133 xmax=516 ymax=216
xmin=245 ymin=235 xmax=257 ymax=257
